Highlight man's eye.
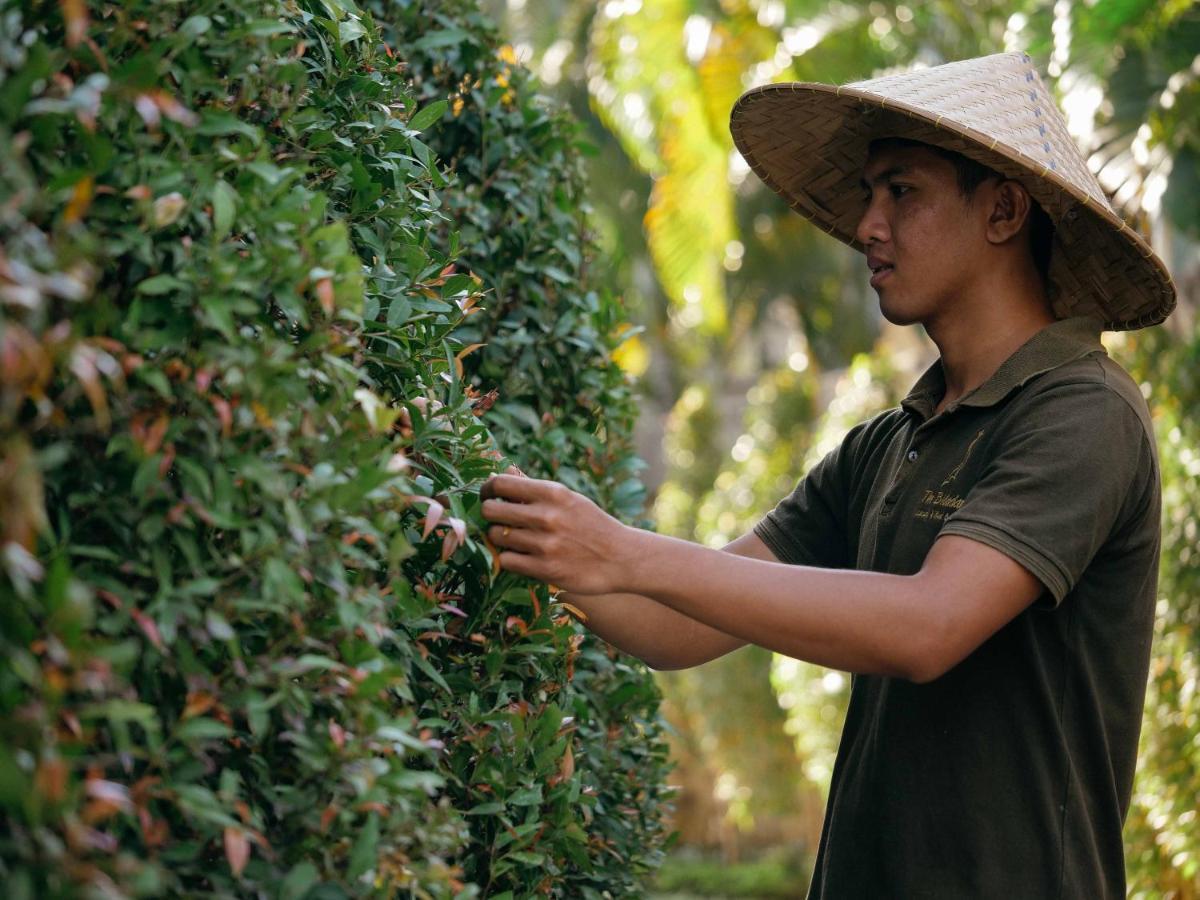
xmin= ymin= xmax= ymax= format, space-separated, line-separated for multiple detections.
xmin=889 ymin=184 xmax=911 ymax=198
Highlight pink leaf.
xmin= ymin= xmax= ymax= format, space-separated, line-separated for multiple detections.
xmin=421 ymin=499 xmax=444 ymax=541
xmin=315 ymin=277 xmax=334 ymax=315
xmin=438 ymin=515 xmax=467 ymax=560
xmin=130 ymin=609 xmax=165 ymax=652
xmin=86 ymin=779 xmax=133 ymax=811
xmin=224 ymin=826 xmax=250 ymax=878
xmin=134 ymin=94 xmax=160 ymax=128
xmin=153 ymin=91 xmax=199 ymax=127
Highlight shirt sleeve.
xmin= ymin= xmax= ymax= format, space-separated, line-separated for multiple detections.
xmin=939 ymin=381 xmax=1153 ymax=606
xmin=752 ymin=423 xmax=863 ymax=569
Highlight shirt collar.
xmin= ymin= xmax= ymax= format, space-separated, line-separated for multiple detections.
xmin=901 ymin=316 xmax=1107 ymax=421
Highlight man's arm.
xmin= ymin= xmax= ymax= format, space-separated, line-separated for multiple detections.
xmin=481 ymin=475 xmax=1043 ymax=683
xmin=555 ymin=531 xmax=776 ymax=671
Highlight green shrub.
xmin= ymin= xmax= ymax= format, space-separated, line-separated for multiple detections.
xmin=649 ymin=846 xmax=811 ymax=898
xmin=0 ymin=0 xmax=670 ymax=896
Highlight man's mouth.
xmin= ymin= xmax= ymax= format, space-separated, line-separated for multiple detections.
xmin=869 ymin=263 xmax=894 ymax=288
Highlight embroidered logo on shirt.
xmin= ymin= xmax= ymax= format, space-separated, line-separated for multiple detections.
xmin=914 ymin=490 xmax=966 ymax=521
xmin=941 ymin=429 xmax=986 ymax=487
xmin=912 ymin=430 xmax=986 ymax=521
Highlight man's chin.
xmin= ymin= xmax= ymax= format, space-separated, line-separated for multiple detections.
xmin=878 ymin=299 xmax=923 ymax=327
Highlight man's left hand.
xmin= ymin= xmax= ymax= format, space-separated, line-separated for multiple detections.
xmin=480 ymin=474 xmax=632 ymax=595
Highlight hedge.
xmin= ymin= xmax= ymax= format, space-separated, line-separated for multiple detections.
xmin=0 ymin=0 xmax=671 ymax=896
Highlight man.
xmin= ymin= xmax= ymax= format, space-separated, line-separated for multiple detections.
xmin=480 ymin=53 xmax=1176 ymax=897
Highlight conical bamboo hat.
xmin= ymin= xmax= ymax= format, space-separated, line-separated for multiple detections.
xmin=729 ymin=52 xmax=1176 ymax=331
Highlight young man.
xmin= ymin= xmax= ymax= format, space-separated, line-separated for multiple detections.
xmin=480 ymin=53 xmax=1176 ymax=897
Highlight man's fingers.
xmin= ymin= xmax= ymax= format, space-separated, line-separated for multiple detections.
xmin=496 ymin=550 xmax=544 ymax=580
xmin=481 ymin=498 xmax=542 ymax=527
xmin=481 ymin=473 xmax=553 ymax=504
xmin=488 ymin=524 xmax=539 ymax=553
xmin=480 ymin=478 xmax=500 ymax=503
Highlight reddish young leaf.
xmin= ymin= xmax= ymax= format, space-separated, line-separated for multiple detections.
xmin=420 ymin=498 xmax=444 ymax=540
xmin=152 ymin=192 xmax=186 ymax=227
xmin=440 ymin=519 xmax=466 ymax=561
xmin=63 ymin=176 xmax=94 ymax=224
xmin=60 ymin=0 xmax=89 ymax=47
xmin=157 ymin=442 xmax=176 ymax=478
xmin=320 ymin=804 xmax=338 ymax=833
xmin=210 ymin=396 xmax=233 ymax=438
xmin=151 ymin=90 xmax=199 ymax=126
xmin=554 ymin=601 xmax=589 ymax=624
xmin=130 ymin=609 xmax=165 ymax=651
xmin=69 ymin=344 xmax=110 ymax=429
xmin=182 ymin=692 xmax=216 ymax=720
xmin=85 ymin=778 xmax=132 ymax=814
xmin=224 ymin=826 xmax=250 ymax=878
xmin=315 ymin=277 xmax=335 ymax=315
xmin=35 ymin=757 xmax=68 ymax=803
xmin=134 ymin=94 xmax=160 ymax=129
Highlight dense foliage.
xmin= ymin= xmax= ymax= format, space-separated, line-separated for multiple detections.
xmin=0 ymin=0 xmax=671 ymax=896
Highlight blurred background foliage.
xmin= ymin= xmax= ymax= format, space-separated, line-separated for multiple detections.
xmin=487 ymin=0 xmax=1199 ymax=894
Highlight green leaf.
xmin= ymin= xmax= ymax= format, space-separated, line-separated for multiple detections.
xmin=505 ymin=850 xmax=545 ymax=865
xmin=177 ymin=718 xmax=233 ymax=741
xmin=137 ymin=274 xmax=185 ymax=295
xmin=179 ymin=15 xmax=211 ymax=38
xmin=338 ymin=16 xmax=367 ymax=45
xmin=81 ymin=700 xmax=158 ymax=726
xmin=509 ymin=785 xmax=543 ymax=806
xmin=205 ymin=610 xmax=235 ymax=640
xmin=211 ymin=180 xmax=237 ymax=236
xmin=195 ymin=112 xmax=262 ymax=145
xmin=280 ymin=862 xmax=319 ymax=900
xmin=413 ymin=28 xmax=470 ymax=50
xmin=408 ymin=100 xmax=448 ymax=133
xmin=346 ymin=812 xmax=379 ymax=879
xmin=466 ymin=801 xmax=505 ymax=815
xmin=411 ymin=652 xmax=451 ymax=694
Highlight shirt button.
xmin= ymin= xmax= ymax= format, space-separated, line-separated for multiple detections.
xmin=907 ymin=449 xmax=919 ymax=462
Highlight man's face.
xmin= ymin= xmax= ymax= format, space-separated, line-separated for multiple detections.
xmin=854 ymin=142 xmax=991 ymax=327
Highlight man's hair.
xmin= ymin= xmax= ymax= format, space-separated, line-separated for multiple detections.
xmin=868 ymin=137 xmax=1055 ymax=283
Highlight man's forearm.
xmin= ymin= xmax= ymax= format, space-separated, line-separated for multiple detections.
xmin=618 ymin=530 xmax=931 ymax=679
xmin=604 ymin=529 xmax=1043 ymax=682
xmin=558 ymin=589 xmax=745 ymax=670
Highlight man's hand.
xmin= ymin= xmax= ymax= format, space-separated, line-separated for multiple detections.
xmin=480 ymin=474 xmax=633 ymax=595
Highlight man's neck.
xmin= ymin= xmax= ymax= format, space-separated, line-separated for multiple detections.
xmin=927 ymin=301 xmax=1056 ymax=415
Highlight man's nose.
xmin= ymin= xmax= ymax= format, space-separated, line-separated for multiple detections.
xmin=854 ymin=195 xmax=888 ymax=246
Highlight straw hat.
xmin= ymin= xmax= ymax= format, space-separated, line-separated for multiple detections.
xmin=729 ymin=52 xmax=1176 ymax=331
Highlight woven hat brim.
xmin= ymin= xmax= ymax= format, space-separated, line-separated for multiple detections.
xmin=730 ymin=82 xmax=1177 ymax=331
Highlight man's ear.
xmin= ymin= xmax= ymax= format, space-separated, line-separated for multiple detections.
xmin=984 ymin=179 xmax=1032 ymax=245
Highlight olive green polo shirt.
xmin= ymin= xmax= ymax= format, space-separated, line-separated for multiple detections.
xmin=754 ymin=316 xmax=1161 ymax=899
